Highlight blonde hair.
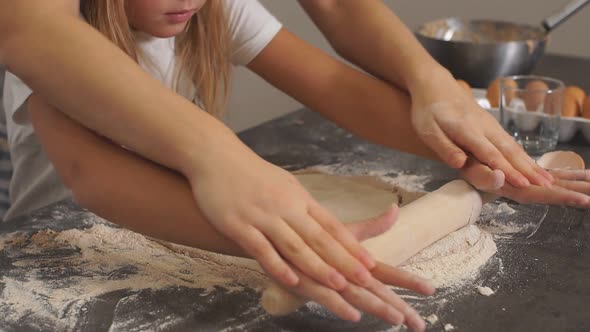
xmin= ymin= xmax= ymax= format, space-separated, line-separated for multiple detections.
xmin=81 ymin=0 xmax=231 ymax=117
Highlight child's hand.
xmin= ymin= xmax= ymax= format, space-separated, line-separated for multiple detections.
xmin=461 ymin=158 xmax=590 ymax=208
xmin=188 ymin=143 xmax=380 ymax=294
xmin=409 ymin=69 xmax=553 ymax=189
xmin=286 ymin=208 xmax=434 ymax=331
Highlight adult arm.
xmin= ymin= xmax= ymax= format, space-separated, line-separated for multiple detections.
xmin=297 ymin=0 xmax=553 ymax=188
xmin=248 ymin=29 xmax=590 ymax=208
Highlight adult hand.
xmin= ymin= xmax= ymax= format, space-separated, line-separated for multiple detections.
xmin=409 ymin=68 xmax=553 ymax=188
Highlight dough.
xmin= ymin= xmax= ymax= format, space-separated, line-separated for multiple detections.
xmin=294 ymin=173 xmax=425 ymax=223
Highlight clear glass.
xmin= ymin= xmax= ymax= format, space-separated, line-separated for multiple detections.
xmin=500 ymin=75 xmax=564 ymax=156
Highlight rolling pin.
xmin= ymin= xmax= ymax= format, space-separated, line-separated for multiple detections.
xmin=261 ymin=179 xmax=493 ymax=315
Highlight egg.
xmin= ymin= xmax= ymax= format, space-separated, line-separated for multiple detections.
xmin=522 ymin=80 xmax=549 ymax=112
xmin=562 ymin=86 xmax=586 ymax=117
xmin=583 ymin=95 xmax=590 ymax=119
xmin=456 ymin=79 xmax=471 ymax=93
xmin=486 ymin=78 xmax=517 ymax=108
xmin=562 ymin=96 xmax=579 ymax=117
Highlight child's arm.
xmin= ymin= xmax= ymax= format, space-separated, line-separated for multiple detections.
xmin=297 ymin=0 xmax=552 ymax=188
xmin=27 ymin=94 xmax=433 ymax=327
xmin=248 ymin=29 xmax=590 ymax=207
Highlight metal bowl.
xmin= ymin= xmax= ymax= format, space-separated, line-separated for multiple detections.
xmin=416 ymin=18 xmax=547 ymax=88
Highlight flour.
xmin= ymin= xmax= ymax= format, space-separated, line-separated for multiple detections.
xmin=425 ymin=314 xmax=439 ymax=324
xmin=306 ymin=164 xmax=431 ymax=192
xmin=400 ymin=225 xmax=497 ymax=288
xmin=477 ymin=286 xmax=495 ymax=296
xmin=0 ymin=221 xmax=267 ymax=330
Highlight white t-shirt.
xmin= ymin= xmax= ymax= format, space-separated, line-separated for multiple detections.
xmin=2 ymin=0 xmax=282 ymax=220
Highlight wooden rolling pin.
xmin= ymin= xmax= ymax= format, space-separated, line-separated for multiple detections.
xmin=261 ymin=179 xmax=491 ymax=315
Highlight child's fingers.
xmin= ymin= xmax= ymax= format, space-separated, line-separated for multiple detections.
xmin=288 ymin=267 xmax=361 ymax=322
xmin=262 ymin=220 xmax=350 ymax=290
xmin=550 ymin=169 xmax=590 ymax=181
xmin=364 ymin=280 xmax=426 ymax=332
xmin=227 ymin=225 xmax=299 ymax=287
xmin=284 ymin=213 xmax=373 ymax=287
xmin=554 ymin=179 xmax=590 ymax=195
xmin=308 ymin=200 xmax=376 ymax=269
xmin=372 ymin=262 xmax=435 ymax=296
xmin=340 ymin=282 xmax=405 ymax=326
xmin=501 ymin=184 xmax=590 ymax=207
xmin=344 ymin=205 xmax=399 ymax=241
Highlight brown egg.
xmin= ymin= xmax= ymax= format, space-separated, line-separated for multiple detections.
xmin=562 ymin=95 xmax=579 ymax=117
xmin=562 ymin=96 xmax=579 ymax=117
xmin=564 ymin=86 xmax=586 ymax=105
xmin=456 ymin=79 xmax=471 ymax=93
xmin=583 ymin=96 xmax=590 ymax=119
xmin=563 ymin=86 xmax=586 ymax=116
xmin=522 ymin=80 xmax=549 ymax=112
xmin=486 ymin=78 xmax=517 ymax=108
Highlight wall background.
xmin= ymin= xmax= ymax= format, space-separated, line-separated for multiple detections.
xmin=225 ymin=0 xmax=590 ymax=132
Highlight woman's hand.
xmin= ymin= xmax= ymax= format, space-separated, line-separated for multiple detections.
xmin=462 ymin=158 xmax=590 ymax=208
xmin=289 ymin=207 xmax=434 ymax=331
xmin=409 ymin=68 xmax=553 ymax=189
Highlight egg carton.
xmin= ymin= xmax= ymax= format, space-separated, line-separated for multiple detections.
xmin=472 ymin=88 xmax=589 ymax=143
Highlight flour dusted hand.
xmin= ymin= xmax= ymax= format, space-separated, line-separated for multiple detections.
xmin=186 ymin=140 xmax=378 ymax=302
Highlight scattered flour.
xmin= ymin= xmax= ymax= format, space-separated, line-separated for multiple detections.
xmin=477 ymin=286 xmax=495 ymax=296
xmin=444 ymin=323 xmax=456 ymax=331
xmin=307 ymin=164 xmax=431 ymax=192
xmin=425 ymin=314 xmax=439 ymax=325
xmin=0 ymin=222 xmax=267 ymax=330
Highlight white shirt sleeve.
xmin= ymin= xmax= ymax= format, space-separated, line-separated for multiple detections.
xmin=225 ymin=0 xmax=282 ymax=67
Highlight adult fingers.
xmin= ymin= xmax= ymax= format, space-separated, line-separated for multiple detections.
xmin=460 ymin=158 xmax=505 ymax=191
xmin=418 ymin=122 xmax=468 ymax=169
xmin=488 ymin=132 xmax=553 ymax=186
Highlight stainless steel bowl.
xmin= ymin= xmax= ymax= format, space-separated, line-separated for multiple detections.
xmin=415 ymin=0 xmax=589 ymax=88
xmin=416 ymin=18 xmax=546 ymax=88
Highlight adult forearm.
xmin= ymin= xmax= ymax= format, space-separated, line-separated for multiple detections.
xmin=298 ymin=0 xmax=447 ymax=91
xmin=249 ymin=29 xmax=438 ymax=161
xmin=27 ymin=95 xmax=244 ymax=257
xmin=1 ymin=4 xmax=234 ymax=178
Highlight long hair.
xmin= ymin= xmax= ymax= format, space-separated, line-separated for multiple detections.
xmin=81 ymin=0 xmax=231 ymax=117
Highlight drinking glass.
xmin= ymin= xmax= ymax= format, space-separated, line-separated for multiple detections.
xmin=500 ymin=75 xmax=564 ymax=155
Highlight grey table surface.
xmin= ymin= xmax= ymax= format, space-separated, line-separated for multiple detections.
xmin=1 ymin=54 xmax=589 ymax=331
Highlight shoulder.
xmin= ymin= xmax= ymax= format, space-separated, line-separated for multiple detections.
xmin=224 ymin=0 xmax=283 ymax=66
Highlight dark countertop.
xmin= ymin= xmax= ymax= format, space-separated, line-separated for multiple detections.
xmin=1 ymin=54 xmax=589 ymax=331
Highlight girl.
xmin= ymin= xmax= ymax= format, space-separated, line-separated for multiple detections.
xmin=3 ymin=0 xmax=589 ymax=329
